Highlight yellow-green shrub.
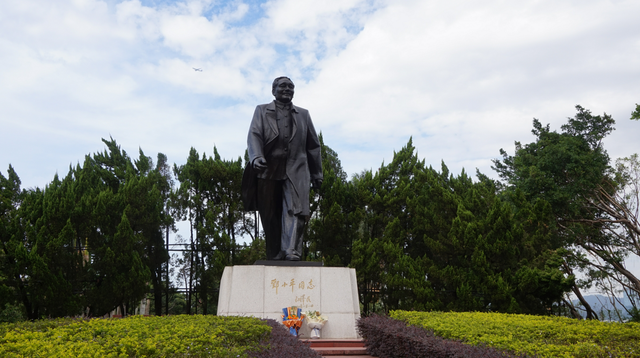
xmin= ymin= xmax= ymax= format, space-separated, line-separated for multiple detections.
xmin=0 ymin=315 xmax=271 ymax=358
xmin=391 ymin=310 xmax=640 ymax=358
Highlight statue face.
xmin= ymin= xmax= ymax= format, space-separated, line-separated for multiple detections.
xmin=273 ymin=78 xmax=295 ymax=103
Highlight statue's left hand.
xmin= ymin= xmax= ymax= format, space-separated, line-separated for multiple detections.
xmin=312 ymin=179 xmax=323 ymax=190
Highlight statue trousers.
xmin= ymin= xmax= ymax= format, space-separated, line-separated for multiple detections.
xmin=257 ymin=178 xmax=305 ymax=260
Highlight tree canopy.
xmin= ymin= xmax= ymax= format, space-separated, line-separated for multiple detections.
xmin=2 ymin=105 xmax=637 ymax=321
xmin=493 ymin=105 xmax=639 ymax=320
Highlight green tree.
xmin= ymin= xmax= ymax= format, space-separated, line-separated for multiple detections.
xmin=0 ymin=166 xmax=23 ymax=312
xmin=492 ymin=105 xmax=628 ymax=319
xmin=349 ymin=139 xmax=571 ymax=315
xmin=305 ymin=134 xmax=361 ymax=266
xmin=172 ymin=148 xmax=199 ymax=314
xmin=1 ymin=138 xmax=170 ymax=319
xmin=155 ymin=152 xmax=175 ymax=316
xmin=81 ymin=139 xmax=168 ymax=316
xmin=173 ymin=146 xmax=250 ymax=314
xmin=0 ymin=168 xmax=90 ymax=319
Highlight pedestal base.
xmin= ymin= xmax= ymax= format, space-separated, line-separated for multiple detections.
xmin=217 ymin=265 xmax=361 ymax=339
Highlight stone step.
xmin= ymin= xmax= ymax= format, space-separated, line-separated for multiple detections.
xmin=305 ymin=339 xmax=365 ymax=348
xmin=303 ymin=339 xmax=371 ymax=357
xmin=312 ymin=346 xmax=368 ymax=356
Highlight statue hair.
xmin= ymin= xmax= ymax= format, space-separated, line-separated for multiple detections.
xmin=272 ymin=76 xmax=293 ymax=92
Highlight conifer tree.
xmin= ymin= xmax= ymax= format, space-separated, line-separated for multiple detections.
xmin=492 ymin=105 xmax=627 ymax=319
xmin=349 ymin=139 xmax=571 ymax=314
xmin=306 ymin=134 xmax=360 ymax=266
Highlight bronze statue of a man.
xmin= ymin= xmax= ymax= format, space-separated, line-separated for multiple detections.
xmin=242 ymin=76 xmax=323 ymax=261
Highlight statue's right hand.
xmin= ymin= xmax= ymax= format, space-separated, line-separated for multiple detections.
xmin=253 ymin=158 xmax=268 ymax=171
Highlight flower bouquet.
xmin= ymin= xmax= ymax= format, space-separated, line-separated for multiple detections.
xmin=305 ymin=311 xmax=328 ymax=339
xmin=281 ymin=306 xmax=306 ymax=337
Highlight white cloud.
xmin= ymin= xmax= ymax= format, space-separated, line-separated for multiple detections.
xmin=0 ymin=0 xmax=638 ymax=192
xmin=300 ymin=0 xmax=640 ymax=177
xmin=263 ymin=0 xmax=366 ymax=32
xmin=116 ymin=0 xmax=163 ymax=41
xmin=160 ymin=14 xmax=224 ymax=58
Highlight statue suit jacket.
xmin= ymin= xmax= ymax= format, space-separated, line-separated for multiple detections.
xmin=242 ymin=101 xmax=323 ymax=216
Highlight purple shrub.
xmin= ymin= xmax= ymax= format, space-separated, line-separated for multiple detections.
xmin=248 ymin=319 xmax=321 ymax=358
xmin=357 ymin=314 xmax=527 ymax=358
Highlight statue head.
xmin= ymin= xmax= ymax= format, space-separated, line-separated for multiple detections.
xmin=272 ymin=76 xmax=295 ymax=103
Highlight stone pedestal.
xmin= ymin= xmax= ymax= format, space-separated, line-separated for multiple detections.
xmin=217 ymin=265 xmax=360 ymax=339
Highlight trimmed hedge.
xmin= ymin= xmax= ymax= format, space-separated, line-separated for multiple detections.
xmin=0 ymin=315 xmax=305 ymax=357
xmin=391 ymin=310 xmax=640 ymax=358
xmin=357 ymin=314 xmax=523 ymax=358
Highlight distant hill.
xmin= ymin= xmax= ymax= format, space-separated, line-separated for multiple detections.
xmin=572 ymin=294 xmax=633 ymax=321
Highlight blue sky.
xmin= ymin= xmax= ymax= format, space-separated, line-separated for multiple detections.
xmin=1 ymin=0 xmax=639 ymax=279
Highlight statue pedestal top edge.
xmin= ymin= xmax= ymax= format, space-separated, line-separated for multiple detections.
xmin=253 ymin=260 xmax=323 ymax=267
